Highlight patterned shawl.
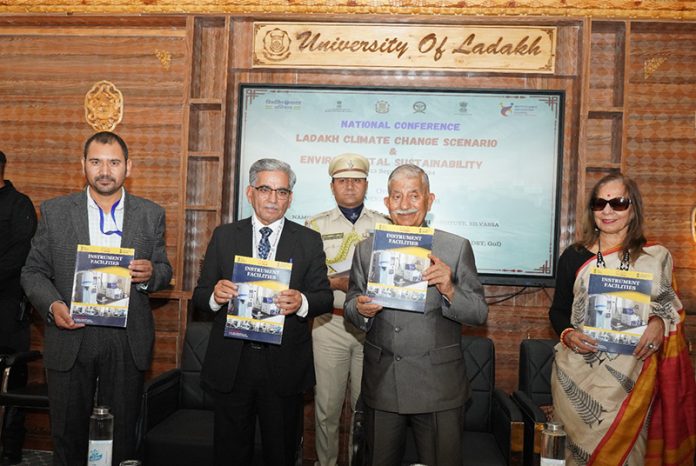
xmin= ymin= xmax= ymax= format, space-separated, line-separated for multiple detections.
xmin=551 ymin=244 xmax=696 ymax=466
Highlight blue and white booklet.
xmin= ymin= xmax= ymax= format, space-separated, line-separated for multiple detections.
xmin=70 ymin=244 xmax=133 ymax=328
xmin=366 ymin=223 xmax=433 ymax=313
xmin=582 ymin=267 xmax=653 ymax=354
xmin=224 ymin=255 xmax=292 ymax=345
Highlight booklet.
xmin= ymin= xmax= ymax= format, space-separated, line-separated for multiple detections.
xmin=224 ymin=255 xmax=292 ymax=345
xmin=582 ymin=267 xmax=654 ymax=354
xmin=70 ymin=244 xmax=134 ymax=328
xmin=366 ymin=223 xmax=434 ymax=313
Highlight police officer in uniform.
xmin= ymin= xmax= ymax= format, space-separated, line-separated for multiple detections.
xmin=306 ymin=153 xmax=389 ymax=466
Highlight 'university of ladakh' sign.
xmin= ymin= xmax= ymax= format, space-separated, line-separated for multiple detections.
xmin=253 ymin=22 xmax=556 ymax=74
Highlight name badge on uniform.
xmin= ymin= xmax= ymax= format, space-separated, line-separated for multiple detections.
xmin=322 ymin=232 xmax=344 ymax=241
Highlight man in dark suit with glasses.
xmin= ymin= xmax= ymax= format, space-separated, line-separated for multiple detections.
xmin=193 ymin=158 xmax=333 ymax=466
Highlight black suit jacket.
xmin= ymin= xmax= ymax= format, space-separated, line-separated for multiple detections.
xmin=193 ymin=217 xmax=333 ymax=396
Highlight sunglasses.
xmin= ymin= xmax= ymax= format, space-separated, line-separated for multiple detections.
xmin=590 ymin=197 xmax=632 ymax=212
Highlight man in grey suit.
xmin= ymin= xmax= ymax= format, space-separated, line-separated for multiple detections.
xmin=21 ymin=131 xmax=172 ymax=465
xmin=345 ymin=164 xmax=488 ymax=466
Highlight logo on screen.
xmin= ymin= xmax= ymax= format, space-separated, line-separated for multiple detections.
xmin=412 ymin=101 xmax=426 ymax=113
xmin=325 ymin=100 xmax=352 ymax=113
xmin=375 ymin=100 xmax=390 ymax=114
xmin=262 ymin=28 xmax=291 ymax=62
xmin=500 ymin=103 xmax=514 ymax=116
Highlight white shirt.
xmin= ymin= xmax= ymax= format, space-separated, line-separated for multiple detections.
xmin=251 ymin=215 xmax=284 ymax=261
xmin=208 ymin=215 xmax=309 ymax=317
xmin=87 ymin=186 xmax=124 ymax=247
xmin=86 ymin=187 xmax=149 ymax=292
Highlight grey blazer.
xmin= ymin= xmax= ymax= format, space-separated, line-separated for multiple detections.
xmin=21 ymin=190 xmax=172 ymax=371
xmin=344 ymin=229 xmax=487 ymax=414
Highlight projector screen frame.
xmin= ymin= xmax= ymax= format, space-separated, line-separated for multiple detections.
xmin=234 ymin=84 xmax=565 ymax=288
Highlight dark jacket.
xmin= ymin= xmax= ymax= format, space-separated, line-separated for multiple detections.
xmin=193 ymin=217 xmax=333 ymax=396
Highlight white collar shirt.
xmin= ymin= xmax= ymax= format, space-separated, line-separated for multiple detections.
xmin=86 ymin=187 xmax=125 ymax=248
xmin=251 ymin=215 xmax=285 ymax=261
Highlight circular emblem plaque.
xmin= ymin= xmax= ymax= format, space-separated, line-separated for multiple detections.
xmin=262 ymin=28 xmax=291 ymax=62
xmin=84 ymin=80 xmax=124 ymax=132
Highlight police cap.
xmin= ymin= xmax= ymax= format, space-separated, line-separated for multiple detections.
xmin=328 ymin=153 xmax=369 ymax=179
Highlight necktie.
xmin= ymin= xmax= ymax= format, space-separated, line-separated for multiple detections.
xmin=258 ymin=227 xmax=272 ymax=259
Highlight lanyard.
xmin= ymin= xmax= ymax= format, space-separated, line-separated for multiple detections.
xmin=97 ymin=197 xmax=122 ymax=237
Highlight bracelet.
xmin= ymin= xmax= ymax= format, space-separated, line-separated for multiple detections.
xmin=560 ymin=328 xmax=574 ymax=348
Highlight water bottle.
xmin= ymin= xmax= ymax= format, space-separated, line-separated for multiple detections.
xmin=540 ymin=421 xmax=566 ymax=465
xmin=88 ymin=406 xmax=113 ymax=466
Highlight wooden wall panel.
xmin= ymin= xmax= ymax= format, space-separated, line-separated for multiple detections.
xmin=1 ymin=0 xmax=694 ymax=20
xmin=585 ymin=114 xmax=623 ymax=164
xmin=588 ymin=22 xmax=626 ymax=108
xmin=183 ymin=210 xmax=219 ymax=290
xmin=151 ymin=299 xmax=183 ymax=374
xmin=0 ymin=19 xmax=188 ymax=276
xmin=626 ymin=22 xmax=696 ymax=317
xmin=191 ymin=17 xmax=228 ymax=100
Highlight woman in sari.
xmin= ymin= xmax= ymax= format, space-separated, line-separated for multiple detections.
xmin=549 ymin=173 xmax=696 ymax=466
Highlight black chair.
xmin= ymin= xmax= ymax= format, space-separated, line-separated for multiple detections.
xmin=459 ymin=336 xmax=524 ymax=466
xmin=140 ymin=320 xmax=303 ymax=466
xmin=0 ymin=350 xmax=50 ymax=452
xmin=511 ymin=339 xmax=557 ymax=466
xmin=353 ymin=336 xmax=524 ymax=466
xmin=140 ymin=321 xmax=215 ymax=466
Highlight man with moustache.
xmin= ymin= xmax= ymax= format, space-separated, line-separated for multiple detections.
xmin=306 ymin=154 xmax=388 ymax=466
xmin=344 ymin=164 xmax=488 ymax=466
xmin=21 ymin=131 xmax=172 ymax=465
xmin=193 ymin=158 xmax=333 ymax=466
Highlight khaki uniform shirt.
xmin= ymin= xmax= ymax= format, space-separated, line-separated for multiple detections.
xmin=306 ymin=206 xmax=389 ymax=308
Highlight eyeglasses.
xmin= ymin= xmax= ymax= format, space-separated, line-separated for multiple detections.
xmin=590 ymin=197 xmax=631 ymax=212
xmin=252 ymin=185 xmax=292 ymax=200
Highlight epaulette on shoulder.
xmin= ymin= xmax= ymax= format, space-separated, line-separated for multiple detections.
xmin=366 ymin=209 xmax=390 ymax=220
xmin=307 ymin=210 xmax=331 ymax=222
xmin=306 ymin=210 xmax=332 ymax=231
xmin=316 ymin=210 xmax=333 ymax=219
